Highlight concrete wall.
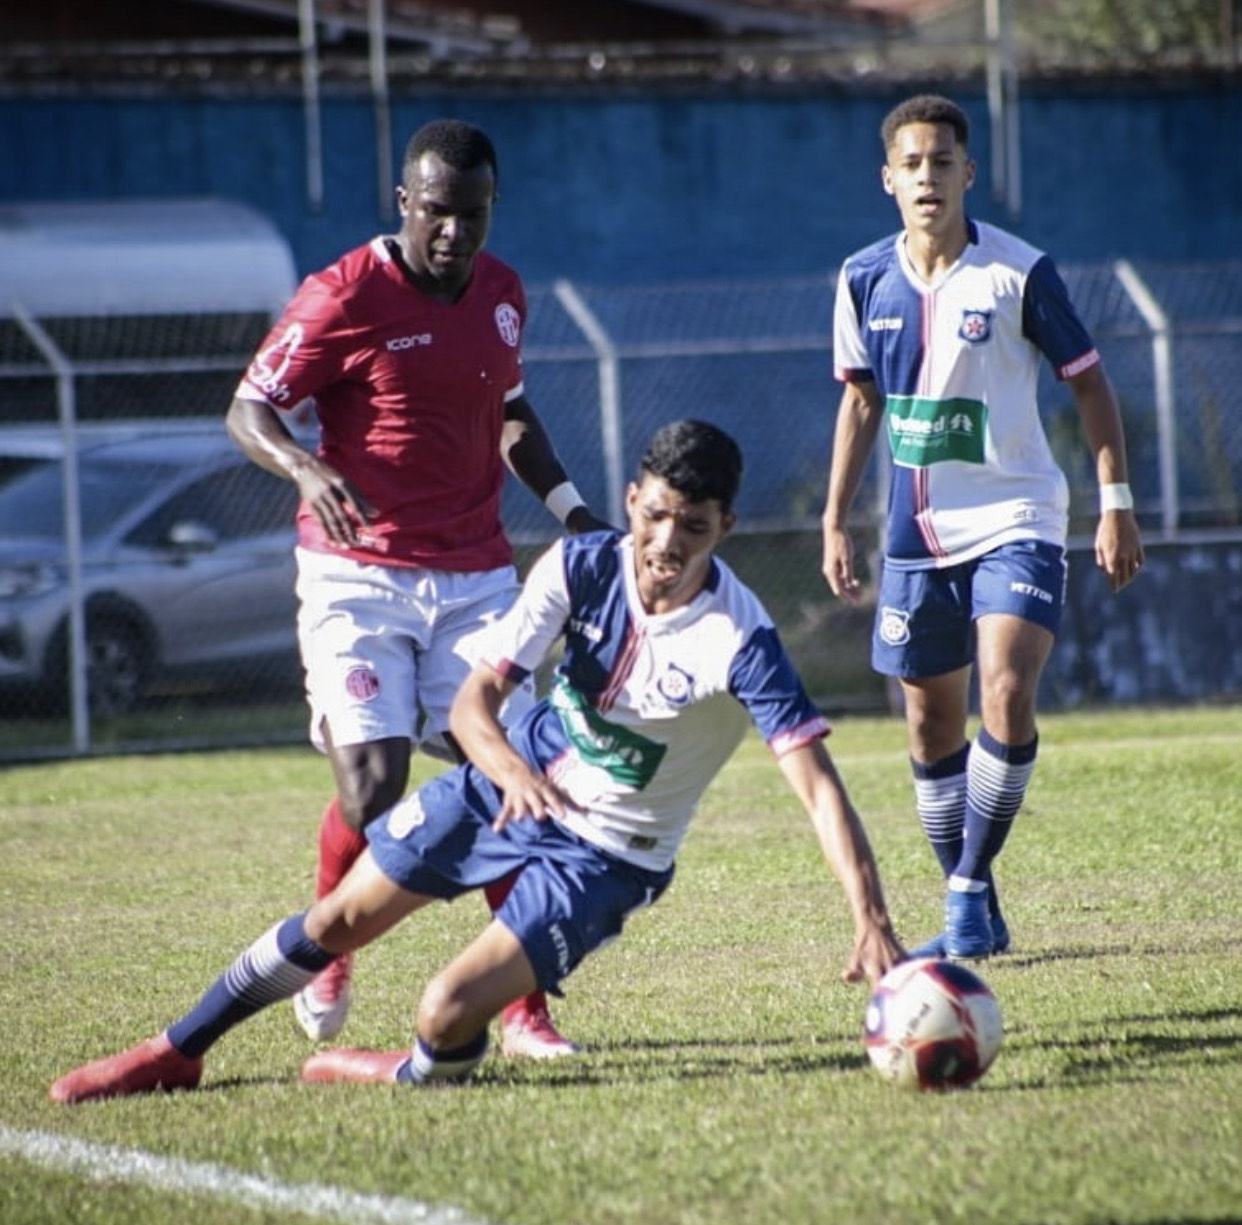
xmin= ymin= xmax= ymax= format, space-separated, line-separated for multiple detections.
xmin=4 ymin=83 xmax=1239 ymax=285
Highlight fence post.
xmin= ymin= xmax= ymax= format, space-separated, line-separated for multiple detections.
xmin=11 ymin=303 xmax=91 ymax=752
xmin=553 ymin=279 xmax=625 ymax=526
xmin=1114 ymin=259 xmax=1177 ymax=534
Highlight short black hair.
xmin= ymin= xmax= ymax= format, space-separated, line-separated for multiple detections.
xmin=403 ymin=119 xmax=499 ymax=188
xmin=881 ymin=94 xmax=970 ymax=152
xmin=639 ymin=420 xmax=743 ymax=513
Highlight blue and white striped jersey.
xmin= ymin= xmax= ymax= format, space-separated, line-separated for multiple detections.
xmin=834 ymin=220 xmax=1100 ymax=569
xmin=482 ymin=531 xmax=830 ymax=871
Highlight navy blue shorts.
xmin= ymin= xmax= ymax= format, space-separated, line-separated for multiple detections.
xmin=367 ymin=763 xmax=673 ymax=993
xmin=872 ymin=539 xmax=1067 ymax=679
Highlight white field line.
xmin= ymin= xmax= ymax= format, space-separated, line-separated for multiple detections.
xmin=0 ymin=1125 xmax=494 ymax=1225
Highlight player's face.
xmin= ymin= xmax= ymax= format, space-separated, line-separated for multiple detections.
xmin=625 ymin=474 xmax=735 ymax=615
xmin=396 ymin=152 xmax=495 ymax=296
xmin=882 ymin=122 xmax=975 ymax=242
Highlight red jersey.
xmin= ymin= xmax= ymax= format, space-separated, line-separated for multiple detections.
xmin=236 ymin=237 xmax=526 ymax=571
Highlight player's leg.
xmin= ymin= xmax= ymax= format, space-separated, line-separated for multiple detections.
xmin=900 ymin=668 xmax=1002 ymax=958
xmin=293 ymin=549 xmax=421 ymax=1038
xmin=303 ymin=820 xmax=673 ymax=1087
xmin=946 ymin=611 xmax=1053 ymax=949
xmin=420 ymin=567 xmax=577 ymax=1058
xmin=49 ymin=853 xmax=432 ymax=1104
xmin=873 ymin=565 xmax=988 ymax=956
xmin=294 ymin=733 xmax=411 ymax=1039
xmin=939 ymin=541 xmax=1064 ymax=958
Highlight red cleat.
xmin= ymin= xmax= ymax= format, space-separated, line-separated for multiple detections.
xmin=301 ymin=1048 xmax=409 ymax=1085
xmin=500 ymin=992 xmax=580 ymax=1060
xmin=293 ymin=953 xmax=353 ymax=1041
xmin=49 ymin=1033 xmax=203 ymax=1104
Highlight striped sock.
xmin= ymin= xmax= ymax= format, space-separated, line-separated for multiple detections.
xmin=954 ymin=727 xmax=1038 ymax=886
xmin=167 ymin=913 xmax=335 ymax=1058
xmin=396 ymin=1032 xmax=490 ymax=1085
xmin=911 ymin=744 xmax=969 ymax=877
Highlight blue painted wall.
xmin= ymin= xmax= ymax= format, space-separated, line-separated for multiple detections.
xmin=5 ymin=83 xmax=1239 ymax=285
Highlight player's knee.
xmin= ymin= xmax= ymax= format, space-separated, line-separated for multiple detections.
xmin=417 ymin=971 xmax=489 ymax=1049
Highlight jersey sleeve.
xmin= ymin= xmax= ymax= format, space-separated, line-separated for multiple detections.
xmin=234 ymin=277 xmax=353 ymax=411
xmin=1020 ymin=254 xmax=1101 ymax=380
xmin=479 ymin=539 xmax=571 ymax=684
xmin=832 ymin=261 xmax=874 ymax=384
xmin=727 ymin=624 xmax=830 ymax=755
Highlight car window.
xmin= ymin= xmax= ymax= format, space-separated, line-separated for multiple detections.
xmin=0 ymin=456 xmax=177 ymax=542
xmin=128 ymin=464 xmax=298 ymax=545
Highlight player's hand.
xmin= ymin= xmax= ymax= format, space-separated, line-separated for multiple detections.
xmin=822 ymin=526 xmax=863 ymax=603
xmin=490 ymin=763 xmax=572 ymax=833
xmin=293 ymin=459 xmax=377 ymax=547
xmin=843 ymin=925 xmax=906 ymax=987
xmin=1095 ymin=509 xmax=1144 ymax=593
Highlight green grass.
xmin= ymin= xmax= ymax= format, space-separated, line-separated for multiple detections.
xmin=2 ymin=707 xmax=1240 ymax=1225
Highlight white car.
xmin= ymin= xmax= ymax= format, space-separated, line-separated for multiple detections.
xmin=0 ymin=428 xmax=302 ymax=717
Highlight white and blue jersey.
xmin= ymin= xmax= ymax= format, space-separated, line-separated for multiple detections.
xmin=484 ymin=531 xmax=830 ymax=872
xmin=834 ymin=220 xmax=1100 ymax=570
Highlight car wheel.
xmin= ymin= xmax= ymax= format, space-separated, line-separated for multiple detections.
xmin=85 ymin=615 xmax=149 ymax=717
xmin=45 ymin=611 xmax=151 ymax=718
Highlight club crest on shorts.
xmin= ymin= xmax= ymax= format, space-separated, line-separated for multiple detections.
xmin=344 ymin=664 xmax=381 ymax=701
xmin=959 ymin=309 xmax=993 ymax=344
xmin=879 ymin=606 xmax=912 ymax=646
xmin=387 ymin=793 xmax=427 ymax=840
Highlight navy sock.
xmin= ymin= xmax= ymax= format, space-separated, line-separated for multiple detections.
xmin=911 ymin=744 xmax=970 ymax=877
xmin=167 ymin=913 xmax=335 ymax=1058
xmin=954 ymin=728 xmax=1038 ymax=885
xmin=396 ymin=1031 xmax=490 ymax=1085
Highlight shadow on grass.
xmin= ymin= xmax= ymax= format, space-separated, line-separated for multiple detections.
xmin=472 ymin=1034 xmax=868 ymax=1089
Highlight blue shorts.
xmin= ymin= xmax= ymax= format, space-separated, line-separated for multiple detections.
xmin=367 ymin=764 xmax=673 ymax=994
xmin=872 ymin=540 xmax=1067 ymax=679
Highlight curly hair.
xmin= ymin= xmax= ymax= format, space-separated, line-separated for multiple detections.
xmin=881 ymin=95 xmax=970 ymax=152
xmin=402 ymin=119 xmax=499 ymax=189
xmin=639 ymin=420 xmax=743 ymax=512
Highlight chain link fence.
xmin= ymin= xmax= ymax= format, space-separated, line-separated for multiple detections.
xmin=3 ymin=258 xmax=1240 ymax=759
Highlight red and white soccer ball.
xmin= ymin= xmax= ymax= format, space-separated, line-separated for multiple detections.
xmin=863 ymin=957 xmax=1003 ymax=1090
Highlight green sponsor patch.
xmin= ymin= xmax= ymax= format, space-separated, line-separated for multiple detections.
xmin=551 ymin=676 xmax=666 ymax=789
xmin=886 ymin=395 xmax=987 ymax=466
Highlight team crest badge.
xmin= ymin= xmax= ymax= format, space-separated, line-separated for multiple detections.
xmin=878 ymin=606 xmax=912 ymax=646
xmin=959 ymin=309 xmax=993 ymax=344
xmin=494 ymin=302 xmax=521 ymax=347
xmin=656 ymin=663 xmax=693 ymax=706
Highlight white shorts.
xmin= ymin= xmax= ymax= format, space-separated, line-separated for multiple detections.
xmin=295 ymin=547 xmax=535 ymax=757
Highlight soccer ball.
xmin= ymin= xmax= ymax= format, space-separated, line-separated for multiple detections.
xmin=863 ymin=957 xmax=1003 ymax=1090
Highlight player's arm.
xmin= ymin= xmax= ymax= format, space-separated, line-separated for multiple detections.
xmin=500 ymin=394 xmax=611 ymax=534
xmin=450 ymin=662 xmax=571 ymax=832
xmin=226 ymin=396 xmax=374 ymax=547
xmin=1066 ymin=362 xmax=1145 ymax=592
xmin=775 ymin=737 xmax=905 ymax=986
xmin=821 ymin=378 xmax=886 ymax=603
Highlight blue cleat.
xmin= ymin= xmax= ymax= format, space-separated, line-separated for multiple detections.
xmin=908 ymin=887 xmax=1012 ymax=961
xmin=989 ymin=907 xmax=1011 ymax=955
xmin=944 ymin=888 xmax=994 ymax=960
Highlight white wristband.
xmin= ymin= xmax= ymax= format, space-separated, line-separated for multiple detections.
xmin=544 ymin=480 xmax=586 ymax=525
xmin=1099 ymin=483 xmax=1134 ymax=513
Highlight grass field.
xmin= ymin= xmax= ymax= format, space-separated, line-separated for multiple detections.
xmin=2 ymin=706 xmax=1240 ymax=1225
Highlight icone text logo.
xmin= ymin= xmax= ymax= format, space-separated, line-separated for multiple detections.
xmin=386 ymin=333 xmax=432 ymax=351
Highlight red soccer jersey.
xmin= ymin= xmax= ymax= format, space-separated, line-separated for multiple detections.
xmin=237 ymin=238 xmax=526 ymax=571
